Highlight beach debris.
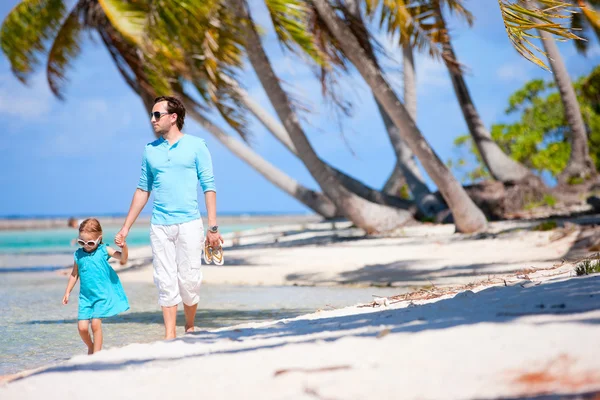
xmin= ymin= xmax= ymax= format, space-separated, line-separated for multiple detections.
xmin=376 ymin=328 xmax=391 ymax=338
xmin=274 ymin=365 xmax=351 ymax=377
xmin=372 ymin=296 xmax=389 ymax=307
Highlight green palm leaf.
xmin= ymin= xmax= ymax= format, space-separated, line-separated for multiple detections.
xmin=97 ymin=0 xmax=147 ymax=45
xmin=0 ymin=0 xmax=66 ymax=83
xmin=264 ymin=0 xmax=326 ymax=65
xmin=46 ymin=2 xmax=85 ymax=99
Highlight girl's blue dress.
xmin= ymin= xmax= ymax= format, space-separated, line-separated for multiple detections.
xmin=75 ymin=243 xmax=130 ymax=320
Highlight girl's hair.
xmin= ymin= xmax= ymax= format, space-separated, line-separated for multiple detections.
xmin=79 ymin=218 xmax=103 ymax=235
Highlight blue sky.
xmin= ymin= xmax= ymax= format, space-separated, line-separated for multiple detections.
xmin=0 ymin=1 xmax=598 ymax=217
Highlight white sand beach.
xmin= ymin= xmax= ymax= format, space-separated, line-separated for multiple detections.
xmin=1 ymin=218 xmax=599 ymax=399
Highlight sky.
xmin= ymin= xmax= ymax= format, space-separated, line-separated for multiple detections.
xmin=0 ymin=1 xmax=599 ymax=218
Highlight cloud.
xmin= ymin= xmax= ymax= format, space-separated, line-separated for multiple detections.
xmin=0 ymin=73 xmax=54 ymax=118
xmin=496 ymin=62 xmax=531 ymax=82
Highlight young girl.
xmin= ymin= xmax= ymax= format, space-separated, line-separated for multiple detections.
xmin=62 ymin=218 xmax=130 ymax=354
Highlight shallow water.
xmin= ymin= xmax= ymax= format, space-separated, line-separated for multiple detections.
xmin=0 ymin=223 xmax=262 ymax=255
xmin=0 ymin=271 xmax=402 ymax=375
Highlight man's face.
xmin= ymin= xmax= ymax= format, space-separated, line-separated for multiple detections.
xmin=151 ymin=101 xmax=175 ymax=134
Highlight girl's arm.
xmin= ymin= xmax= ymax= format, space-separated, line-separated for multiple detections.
xmin=62 ymin=262 xmax=79 ymax=304
xmin=107 ymin=243 xmax=128 ymax=265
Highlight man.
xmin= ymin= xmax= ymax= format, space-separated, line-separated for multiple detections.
xmin=115 ymin=96 xmax=223 ymax=339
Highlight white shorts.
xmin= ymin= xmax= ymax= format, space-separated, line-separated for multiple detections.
xmin=150 ymin=218 xmax=204 ymax=307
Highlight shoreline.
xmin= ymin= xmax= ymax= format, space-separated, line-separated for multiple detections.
xmin=0 ymin=214 xmax=323 ymax=231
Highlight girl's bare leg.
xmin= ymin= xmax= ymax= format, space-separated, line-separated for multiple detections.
xmin=91 ymin=319 xmax=103 ymax=353
xmin=77 ymin=320 xmax=94 ymax=355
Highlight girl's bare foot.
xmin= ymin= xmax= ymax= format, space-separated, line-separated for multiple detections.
xmin=87 ymin=345 xmax=94 ymax=355
xmin=185 ymin=325 xmax=195 ymax=333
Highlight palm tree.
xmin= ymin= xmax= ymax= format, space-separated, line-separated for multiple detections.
xmin=538 ymin=28 xmax=595 ymax=183
xmin=232 ymin=0 xmax=416 ymax=233
xmin=312 ymin=0 xmax=488 ymax=232
xmin=362 ymin=0 xmax=536 ymax=183
xmin=508 ymin=0 xmax=595 ymax=182
xmin=343 ymin=0 xmax=444 ymax=216
xmin=433 ymin=3 xmax=537 ymax=183
xmin=0 ymin=0 xmax=343 ymax=219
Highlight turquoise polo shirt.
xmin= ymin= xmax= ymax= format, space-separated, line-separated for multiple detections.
xmin=137 ymin=134 xmax=216 ymax=225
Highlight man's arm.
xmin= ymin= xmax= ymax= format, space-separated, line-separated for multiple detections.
xmin=204 ymin=190 xmax=223 ymax=247
xmin=115 ymin=189 xmax=150 ymax=246
xmin=205 ymin=190 xmax=217 ymax=228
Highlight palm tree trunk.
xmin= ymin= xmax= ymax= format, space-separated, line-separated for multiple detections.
xmin=231 ymin=81 xmax=416 ymax=211
xmin=382 ymin=44 xmax=446 ymax=215
xmin=382 ymin=45 xmax=427 ymax=197
xmin=236 ymin=0 xmax=415 ymax=233
xmin=313 ymin=0 xmax=487 ymax=233
xmin=183 ymin=98 xmax=341 ymax=218
xmin=434 ymin=8 xmax=534 ymax=183
xmin=343 ymin=0 xmax=439 ymax=214
xmin=538 ymin=28 xmax=595 ymax=183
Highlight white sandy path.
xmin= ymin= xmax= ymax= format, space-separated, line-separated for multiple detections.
xmin=120 ymin=223 xmax=580 ymax=288
xmin=2 ymin=272 xmax=599 ymax=399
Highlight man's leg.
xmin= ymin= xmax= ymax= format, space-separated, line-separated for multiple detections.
xmin=151 ymin=224 xmax=182 ymax=339
xmin=183 ymin=303 xmax=198 ymax=333
xmin=176 ymin=219 xmax=204 ymax=334
xmin=162 ymin=305 xmax=178 ymax=339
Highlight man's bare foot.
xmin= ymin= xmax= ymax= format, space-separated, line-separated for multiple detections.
xmin=185 ymin=325 xmax=195 ymax=334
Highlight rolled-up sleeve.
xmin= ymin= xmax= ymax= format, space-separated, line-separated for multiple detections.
xmin=196 ymin=140 xmax=216 ymax=192
xmin=137 ymin=147 xmax=153 ymax=192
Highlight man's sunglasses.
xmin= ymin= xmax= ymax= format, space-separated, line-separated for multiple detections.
xmin=150 ymin=111 xmax=171 ymax=120
xmin=77 ymin=236 xmax=102 ymax=247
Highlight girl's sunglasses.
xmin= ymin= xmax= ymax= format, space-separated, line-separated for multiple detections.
xmin=77 ymin=236 xmax=102 ymax=247
xmin=150 ymin=111 xmax=170 ymax=120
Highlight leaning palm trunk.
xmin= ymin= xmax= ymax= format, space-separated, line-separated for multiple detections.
xmin=381 ymin=44 xmax=445 ymax=215
xmin=230 ymin=82 xmax=415 ymax=211
xmin=538 ymin=29 xmax=595 ymax=183
xmin=313 ymin=0 xmax=487 ymax=233
xmin=236 ymin=0 xmax=415 ymax=233
xmin=382 ymin=44 xmax=423 ymax=199
xmin=434 ymin=9 xmax=534 ymax=183
xmin=183 ymin=101 xmax=341 ymax=218
xmin=344 ymin=0 xmax=442 ymax=215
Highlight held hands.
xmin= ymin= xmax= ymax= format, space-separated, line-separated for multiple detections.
xmin=115 ymin=227 xmax=129 ymax=247
xmin=206 ymin=230 xmax=224 ymax=248
xmin=62 ymin=293 xmax=69 ymax=305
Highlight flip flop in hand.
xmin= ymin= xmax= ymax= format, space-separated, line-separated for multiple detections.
xmin=204 ymin=240 xmax=224 ymax=266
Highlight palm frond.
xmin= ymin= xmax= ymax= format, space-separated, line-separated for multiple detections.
xmin=47 ymin=3 xmax=86 ymax=99
xmin=498 ymin=0 xmax=583 ymax=70
xmin=97 ymin=0 xmax=147 ymax=45
xmin=571 ymin=9 xmax=590 ymax=54
xmin=364 ymin=0 xmax=460 ymax=67
xmin=264 ymin=0 xmax=326 ymax=65
xmin=96 ymin=0 xmax=250 ymax=138
xmin=0 ymin=0 xmax=66 ymax=83
xmin=577 ymin=0 xmax=600 ymax=30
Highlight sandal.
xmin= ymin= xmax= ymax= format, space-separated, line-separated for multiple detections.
xmin=203 ymin=240 xmax=224 ymax=265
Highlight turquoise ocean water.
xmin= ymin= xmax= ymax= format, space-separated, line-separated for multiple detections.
xmin=0 ymin=223 xmax=261 ymax=255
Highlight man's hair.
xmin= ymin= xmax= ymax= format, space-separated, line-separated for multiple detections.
xmin=154 ymin=96 xmax=186 ymax=130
